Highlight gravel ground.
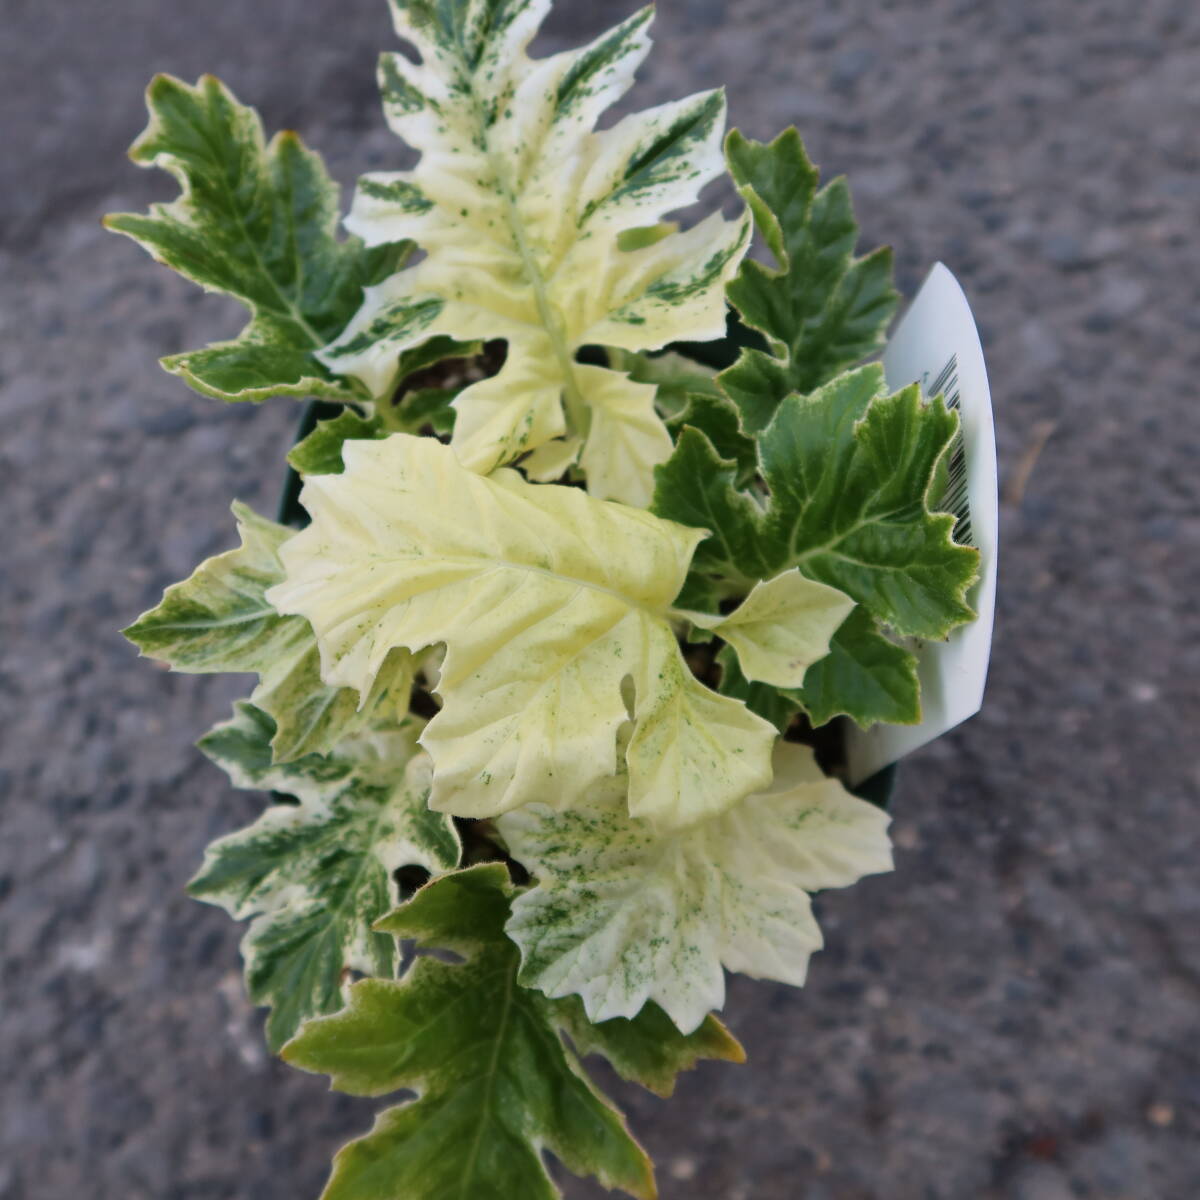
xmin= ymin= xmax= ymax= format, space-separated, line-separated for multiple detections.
xmin=2 ymin=1 xmax=1198 ymax=1198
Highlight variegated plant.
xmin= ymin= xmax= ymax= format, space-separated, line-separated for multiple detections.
xmin=112 ymin=1 xmax=979 ymax=1196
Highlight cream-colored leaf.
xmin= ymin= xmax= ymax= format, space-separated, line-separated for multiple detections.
xmin=500 ymin=743 xmax=893 ymax=1033
xmin=576 ymin=365 xmax=673 ymax=507
xmin=316 ymin=2 xmax=749 ymax=502
xmin=448 ymin=344 xmax=566 ymax=473
xmin=522 ymin=435 xmax=582 ymax=483
xmin=685 ymin=570 xmax=856 ymax=689
xmin=625 ymin=626 xmax=775 ymax=828
xmin=266 ymin=433 xmax=788 ymax=828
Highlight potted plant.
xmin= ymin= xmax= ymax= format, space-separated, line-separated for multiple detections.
xmin=108 ymin=1 xmax=981 ymax=1194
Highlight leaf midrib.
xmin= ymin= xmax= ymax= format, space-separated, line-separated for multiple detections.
xmin=192 ymin=106 xmax=327 ymax=348
xmin=456 ymin=38 xmax=590 ymax=434
xmin=369 ymin=550 xmax=678 ymax=622
xmin=456 ymin=963 xmax=516 ymax=1197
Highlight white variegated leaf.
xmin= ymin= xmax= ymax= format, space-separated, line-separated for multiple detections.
xmin=190 ymin=702 xmax=460 ymax=1050
xmin=499 ymin=743 xmax=893 ymax=1034
xmin=317 ymin=0 xmax=749 ymax=505
xmin=124 ymin=502 xmax=413 ymax=762
xmin=266 ymin=435 xmax=849 ymax=829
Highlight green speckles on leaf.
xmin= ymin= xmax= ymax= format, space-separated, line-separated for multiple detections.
xmin=604 ymin=89 xmax=726 ymax=212
xmin=266 ymin=435 xmax=806 ymax=829
xmin=500 ymin=743 xmax=893 ymax=1033
xmin=356 ymin=175 xmax=434 ymax=213
xmin=378 ymin=51 xmax=427 ymax=116
xmin=555 ymin=6 xmax=653 ymax=116
xmin=321 ymin=296 xmax=443 ymax=360
xmin=320 ymin=1 xmax=746 ymax=502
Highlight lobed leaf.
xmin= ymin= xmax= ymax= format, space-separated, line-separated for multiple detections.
xmin=720 ymin=127 xmax=899 ymax=432
xmin=191 ymin=702 xmax=459 ymax=1050
xmin=653 ymin=366 xmax=979 ymax=728
xmin=124 ymin=502 xmax=413 ymax=761
xmin=288 ymin=411 xmax=389 ymax=476
xmin=500 ymin=743 xmax=893 ymax=1033
xmin=104 ymin=74 xmax=412 ymax=403
xmin=283 ymin=864 xmax=742 ymax=1200
xmin=317 ymin=0 xmax=749 ymax=504
xmin=267 ymin=434 xmax=852 ymax=829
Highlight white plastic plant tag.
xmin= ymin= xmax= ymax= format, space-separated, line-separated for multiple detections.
xmin=845 ymin=263 xmax=998 ymax=785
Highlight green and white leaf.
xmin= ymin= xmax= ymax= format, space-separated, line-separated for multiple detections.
xmin=500 ymin=743 xmax=893 ymax=1034
xmin=653 ymin=366 xmax=978 ymax=727
xmin=124 ymin=502 xmax=413 ymax=761
xmin=317 ymin=0 xmax=749 ymax=504
xmin=190 ymin=702 xmax=460 ymax=1050
xmin=104 ymin=74 xmax=409 ymax=403
xmin=720 ymin=127 xmax=899 ymax=432
xmin=284 ymin=864 xmax=699 ymax=1200
xmin=268 ymin=434 xmax=850 ymax=829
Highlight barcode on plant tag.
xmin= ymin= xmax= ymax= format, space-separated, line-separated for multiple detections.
xmin=926 ymin=353 xmax=973 ymax=548
xmin=845 ymin=264 xmax=998 ymax=786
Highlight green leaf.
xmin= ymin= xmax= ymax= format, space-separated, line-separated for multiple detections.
xmin=785 ymin=608 xmax=921 ymax=728
xmin=190 ymin=702 xmax=459 ymax=1050
xmin=664 ymin=389 xmax=759 ymax=478
xmin=317 ymin=1 xmax=750 ymax=503
xmin=756 ymin=367 xmax=976 ymax=638
xmin=267 ymin=434 xmax=853 ymax=829
xmin=284 ymin=863 xmax=714 ymax=1200
xmin=554 ymin=997 xmax=744 ymax=1099
xmin=500 ymin=743 xmax=892 ymax=1033
xmin=650 ymin=426 xmax=772 ymax=585
xmin=104 ymin=74 xmax=412 ymax=404
xmin=124 ymin=502 xmax=413 ymax=760
xmin=714 ymin=645 xmax=804 ymax=733
xmin=613 ymin=347 xmax=721 ymax=408
xmin=653 ymin=367 xmax=977 ymax=727
xmin=390 ymin=386 xmax=459 ymax=434
xmin=288 ymin=411 xmax=387 ymax=476
xmin=720 ymin=127 xmax=899 ymax=431
xmin=391 ymin=333 xmax=482 ymax=385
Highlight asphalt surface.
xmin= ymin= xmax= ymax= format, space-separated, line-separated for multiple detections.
xmin=2 ymin=1 xmax=1198 ymax=1198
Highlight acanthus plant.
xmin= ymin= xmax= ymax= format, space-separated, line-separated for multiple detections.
xmin=110 ymin=0 xmax=979 ymax=1195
